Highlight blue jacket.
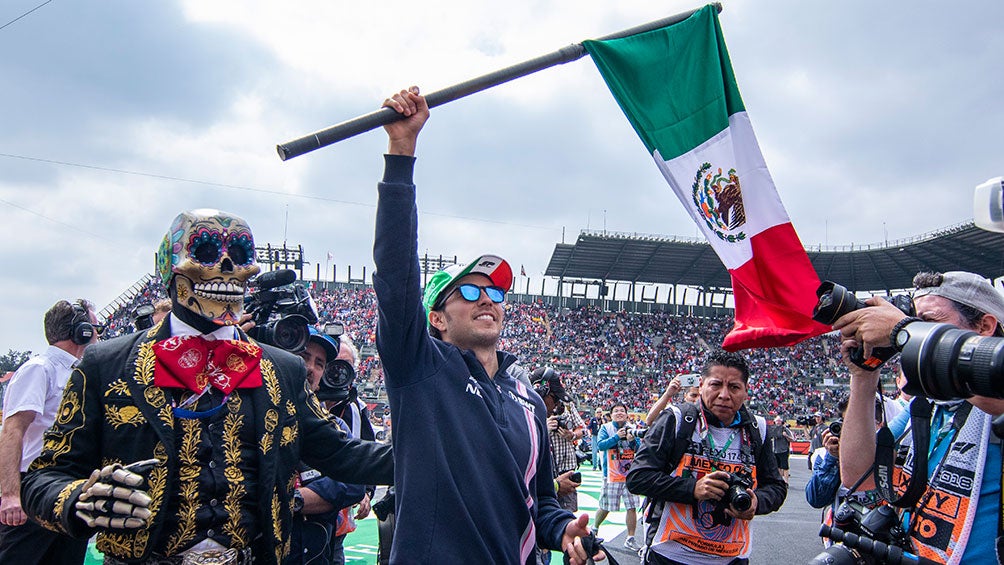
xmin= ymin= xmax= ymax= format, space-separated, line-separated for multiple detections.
xmin=373 ymin=155 xmax=573 ymax=564
xmin=596 ymin=421 xmax=640 ymax=478
xmin=804 ymin=450 xmax=840 ymax=509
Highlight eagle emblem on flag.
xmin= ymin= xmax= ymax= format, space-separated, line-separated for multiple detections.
xmin=692 ymin=162 xmax=747 ymax=243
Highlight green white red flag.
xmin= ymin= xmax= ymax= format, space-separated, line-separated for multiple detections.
xmin=584 ymin=5 xmax=828 ymax=350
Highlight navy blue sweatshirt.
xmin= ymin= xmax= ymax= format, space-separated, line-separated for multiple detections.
xmin=373 ymin=155 xmax=573 ymax=564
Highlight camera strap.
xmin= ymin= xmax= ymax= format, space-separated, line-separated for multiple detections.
xmin=873 ymin=398 xmax=932 ymax=508
xmin=991 ymin=419 xmax=999 ymax=565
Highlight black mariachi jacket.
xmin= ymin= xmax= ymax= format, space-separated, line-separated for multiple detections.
xmin=21 ymin=320 xmax=393 ymax=565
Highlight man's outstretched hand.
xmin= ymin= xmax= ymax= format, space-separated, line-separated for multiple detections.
xmin=562 ymin=513 xmax=607 ymax=564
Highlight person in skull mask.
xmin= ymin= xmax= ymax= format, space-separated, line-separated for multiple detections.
xmin=21 ymin=208 xmax=393 ymax=565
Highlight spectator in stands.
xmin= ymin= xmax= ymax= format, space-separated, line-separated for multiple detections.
xmin=0 ymin=299 xmax=99 ymax=564
xmin=594 ymin=403 xmax=641 ymax=552
xmin=768 ymin=416 xmax=794 ymax=482
xmin=373 ymin=86 xmax=599 ymax=564
xmin=627 ymin=350 xmax=787 ymax=565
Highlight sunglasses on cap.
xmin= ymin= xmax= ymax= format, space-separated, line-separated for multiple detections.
xmin=436 ymin=284 xmax=506 ymax=309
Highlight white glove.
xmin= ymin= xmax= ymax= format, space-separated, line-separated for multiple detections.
xmin=75 ymin=459 xmax=157 ymax=529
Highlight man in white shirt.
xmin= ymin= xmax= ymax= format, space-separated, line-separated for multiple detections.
xmin=0 ymin=298 xmax=99 ymax=564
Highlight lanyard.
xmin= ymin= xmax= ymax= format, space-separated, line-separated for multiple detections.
xmin=707 ymin=429 xmax=738 ymax=461
xmin=172 ymin=385 xmax=231 ymax=419
xmin=699 ymin=407 xmax=742 ymax=464
xmin=928 ymin=404 xmax=959 ymax=459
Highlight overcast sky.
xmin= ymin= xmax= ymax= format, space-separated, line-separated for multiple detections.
xmin=1 ymin=0 xmax=1001 ymax=352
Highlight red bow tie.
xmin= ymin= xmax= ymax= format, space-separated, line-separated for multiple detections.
xmin=152 ymin=335 xmax=263 ymax=394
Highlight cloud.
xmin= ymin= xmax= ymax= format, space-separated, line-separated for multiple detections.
xmin=1 ymin=0 xmax=1002 ymax=351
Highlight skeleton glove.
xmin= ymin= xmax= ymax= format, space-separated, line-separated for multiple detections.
xmin=75 ymin=459 xmax=157 ymax=529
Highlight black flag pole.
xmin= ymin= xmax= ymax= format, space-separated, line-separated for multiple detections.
xmin=276 ymin=3 xmax=721 ymax=161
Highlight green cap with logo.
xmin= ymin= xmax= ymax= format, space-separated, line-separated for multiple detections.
xmin=421 ymin=254 xmax=513 ymax=324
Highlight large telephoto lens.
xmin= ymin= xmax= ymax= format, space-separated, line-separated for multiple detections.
xmin=899 ymin=321 xmax=1004 ymax=400
xmin=270 ymin=314 xmax=310 ymax=353
xmin=813 ymin=282 xmax=866 ymax=325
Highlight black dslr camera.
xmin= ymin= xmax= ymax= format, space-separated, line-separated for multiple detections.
xmin=313 ymin=323 xmax=357 ymax=404
xmin=133 ymin=303 xmax=155 ymax=331
xmin=896 ymin=321 xmax=1004 ymax=401
xmin=796 ymin=415 xmax=815 ymax=427
xmin=244 ymin=269 xmax=318 ymax=353
xmin=808 ymin=499 xmax=926 ymax=565
xmin=828 ymin=419 xmax=842 ymax=438
xmin=709 ymin=468 xmax=754 ymax=526
xmin=812 ymin=281 xmax=915 ymax=371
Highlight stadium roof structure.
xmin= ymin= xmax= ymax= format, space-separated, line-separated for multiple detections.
xmin=544 ymin=222 xmax=1004 ymax=294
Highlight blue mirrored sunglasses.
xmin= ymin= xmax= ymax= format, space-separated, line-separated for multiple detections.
xmin=441 ymin=283 xmax=506 ymax=307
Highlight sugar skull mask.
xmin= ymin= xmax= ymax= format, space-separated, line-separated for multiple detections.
xmin=156 ymin=209 xmax=260 ymax=326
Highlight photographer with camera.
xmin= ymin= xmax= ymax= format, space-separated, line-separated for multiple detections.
xmin=805 ymin=397 xmax=901 ymax=511
xmin=533 ymin=368 xmax=586 ymax=513
xmin=627 ymin=350 xmax=787 ymax=565
xmin=833 ymin=271 xmax=1004 ymax=565
xmin=287 ymin=328 xmax=371 ymax=565
xmin=594 ymin=402 xmax=642 ymax=552
xmin=767 ymin=416 xmax=794 ymax=482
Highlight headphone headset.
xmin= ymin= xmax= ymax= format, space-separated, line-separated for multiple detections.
xmin=69 ymin=301 xmax=95 ymax=345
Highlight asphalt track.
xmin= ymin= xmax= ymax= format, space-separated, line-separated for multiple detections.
xmin=83 ymin=455 xmax=827 ymax=564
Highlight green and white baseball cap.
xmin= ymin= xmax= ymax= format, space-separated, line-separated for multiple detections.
xmin=422 ymin=254 xmax=513 ymax=322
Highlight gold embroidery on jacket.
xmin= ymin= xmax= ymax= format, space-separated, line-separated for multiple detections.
xmin=222 ymin=409 xmax=248 ymax=546
xmin=165 ymin=419 xmax=200 ymax=554
xmin=135 ymin=341 xmax=156 ymax=385
xmin=97 ymin=530 xmax=150 ymax=559
xmin=35 ymin=372 xmax=89 ymax=470
xmin=264 ymin=409 xmax=279 ymax=433
xmin=56 ymin=391 xmax=80 ymax=425
xmin=105 ymin=405 xmax=146 ymax=428
xmin=262 ymin=359 xmax=281 ymax=407
xmin=37 ymin=478 xmax=87 ymax=533
xmin=105 ymin=379 xmax=131 ymax=397
xmin=271 ymin=490 xmax=286 ymax=563
xmin=280 ymin=424 xmax=298 ymax=447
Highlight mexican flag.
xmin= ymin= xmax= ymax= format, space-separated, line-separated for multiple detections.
xmin=584 ymin=5 xmax=828 ymax=350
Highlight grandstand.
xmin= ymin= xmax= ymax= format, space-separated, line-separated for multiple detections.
xmin=94 ymin=220 xmax=1004 ymax=422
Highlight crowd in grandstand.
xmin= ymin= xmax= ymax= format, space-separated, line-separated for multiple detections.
xmin=95 ymin=279 xmax=875 ymax=422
